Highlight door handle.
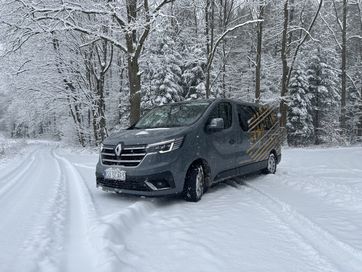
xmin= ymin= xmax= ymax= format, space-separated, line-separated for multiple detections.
xmin=229 ymin=139 xmax=235 ymax=145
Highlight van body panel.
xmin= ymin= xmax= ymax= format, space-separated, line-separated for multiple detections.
xmin=96 ymin=98 xmax=283 ymax=197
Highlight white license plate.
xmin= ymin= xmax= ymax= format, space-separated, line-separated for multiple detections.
xmin=105 ymin=168 xmax=126 ymax=181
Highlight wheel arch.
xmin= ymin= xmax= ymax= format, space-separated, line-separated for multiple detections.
xmin=270 ymin=149 xmax=277 ymax=159
xmin=185 ymin=158 xmax=212 ymax=188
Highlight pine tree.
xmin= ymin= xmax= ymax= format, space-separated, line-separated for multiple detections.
xmin=181 ymin=47 xmax=206 ymax=99
xmin=287 ymin=64 xmax=314 ymax=146
xmin=307 ymin=46 xmax=341 ymax=145
xmin=141 ymin=29 xmax=183 ymax=108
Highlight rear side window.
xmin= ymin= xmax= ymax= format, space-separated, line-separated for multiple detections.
xmin=208 ymin=102 xmax=233 ymax=129
xmin=237 ymin=105 xmax=254 ymax=131
xmin=261 ymin=108 xmax=277 ymax=130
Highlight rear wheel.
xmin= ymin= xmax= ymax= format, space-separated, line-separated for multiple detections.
xmin=183 ymin=164 xmax=205 ymax=202
xmin=264 ymin=153 xmax=277 ymax=174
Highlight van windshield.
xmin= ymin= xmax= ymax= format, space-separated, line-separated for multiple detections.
xmin=134 ymin=102 xmax=210 ymax=129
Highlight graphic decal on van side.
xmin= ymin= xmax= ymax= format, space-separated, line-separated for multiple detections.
xmin=246 ymin=105 xmax=283 ymax=161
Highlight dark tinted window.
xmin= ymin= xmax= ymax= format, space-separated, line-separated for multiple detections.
xmin=261 ymin=108 xmax=277 ymax=130
xmin=237 ymin=105 xmax=255 ymax=131
xmin=208 ymin=102 xmax=233 ymax=129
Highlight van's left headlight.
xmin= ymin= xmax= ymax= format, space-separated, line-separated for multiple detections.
xmin=147 ymin=137 xmax=184 ymax=154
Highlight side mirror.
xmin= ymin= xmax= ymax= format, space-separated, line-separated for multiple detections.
xmin=207 ymin=118 xmax=224 ymax=131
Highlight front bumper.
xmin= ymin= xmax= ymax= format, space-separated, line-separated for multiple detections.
xmin=95 ymin=150 xmax=187 ymax=196
xmin=96 ymin=171 xmax=180 ymax=196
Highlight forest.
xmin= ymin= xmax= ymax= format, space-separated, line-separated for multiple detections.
xmin=0 ymin=0 xmax=361 ymax=147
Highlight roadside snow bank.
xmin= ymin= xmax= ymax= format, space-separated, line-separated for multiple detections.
xmin=0 ymin=136 xmax=27 ymax=158
xmin=90 ymin=201 xmax=155 ymax=272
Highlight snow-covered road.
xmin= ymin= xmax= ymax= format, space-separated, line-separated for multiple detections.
xmin=1 ymin=143 xmax=362 ymax=272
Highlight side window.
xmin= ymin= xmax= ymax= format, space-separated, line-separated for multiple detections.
xmin=249 ymin=106 xmax=264 ymax=143
xmin=208 ymin=102 xmax=233 ymax=129
xmin=262 ymin=109 xmax=277 ymax=130
xmin=269 ymin=111 xmax=277 ymax=128
xmin=237 ymin=105 xmax=254 ymax=131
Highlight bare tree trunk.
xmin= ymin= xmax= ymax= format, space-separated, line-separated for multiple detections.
xmin=205 ymin=0 xmax=210 ymax=98
xmin=222 ymin=43 xmax=226 ymax=97
xmin=92 ymin=108 xmax=99 ymax=144
xmin=340 ymin=0 xmax=347 ymax=131
xmin=255 ymin=5 xmax=265 ymax=103
xmin=118 ymin=58 xmax=126 ymax=123
xmin=280 ymin=0 xmax=289 ymax=127
xmin=125 ymin=0 xmax=171 ymax=124
xmin=205 ymin=0 xmax=215 ymax=98
xmin=221 ymin=0 xmax=227 ymax=98
xmin=95 ymin=73 xmax=107 ymax=142
xmin=67 ymin=97 xmax=86 ymax=147
xmin=126 ymin=1 xmax=140 ymax=125
xmin=128 ymin=58 xmax=142 ymax=125
xmin=94 ymin=39 xmax=110 ymax=143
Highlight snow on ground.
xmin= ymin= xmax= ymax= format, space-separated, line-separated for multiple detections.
xmin=0 ymin=140 xmax=362 ymax=272
xmin=0 ymin=134 xmax=28 ymax=161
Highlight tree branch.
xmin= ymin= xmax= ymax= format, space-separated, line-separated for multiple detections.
xmin=206 ymin=19 xmax=262 ymax=73
xmin=134 ymin=0 xmax=174 ymax=60
xmin=287 ymin=0 xmax=323 ymax=85
xmin=320 ymin=13 xmax=342 ymax=49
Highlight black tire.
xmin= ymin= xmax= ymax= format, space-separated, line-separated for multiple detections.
xmin=183 ymin=164 xmax=205 ymax=202
xmin=263 ymin=153 xmax=277 ymax=174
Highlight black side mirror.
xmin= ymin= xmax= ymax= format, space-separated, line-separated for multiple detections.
xmin=207 ymin=118 xmax=224 ymax=132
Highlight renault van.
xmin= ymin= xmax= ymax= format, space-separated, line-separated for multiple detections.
xmin=96 ymin=99 xmax=283 ymax=202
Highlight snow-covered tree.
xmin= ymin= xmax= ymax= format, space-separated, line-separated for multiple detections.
xmin=307 ymin=46 xmax=341 ymax=145
xmin=141 ymin=29 xmax=183 ymax=108
xmin=287 ymin=65 xmax=314 ymax=146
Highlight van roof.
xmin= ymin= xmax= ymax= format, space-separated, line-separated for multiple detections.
xmin=173 ymin=98 xmax=260 ymax=107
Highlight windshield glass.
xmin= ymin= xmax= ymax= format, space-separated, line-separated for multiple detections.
xmin=134 ymin=102 xmax=210 ymax=129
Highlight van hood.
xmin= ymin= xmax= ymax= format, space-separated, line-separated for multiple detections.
xmin=103 ymin=127 xmax=188 ymax=146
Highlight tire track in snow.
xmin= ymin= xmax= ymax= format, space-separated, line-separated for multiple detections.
xmin=53 ymin=150 xmax=99 ymax=272
xmin=120 ymin=182 xmax=338 ymax=272
xmin=0 ymin=147 xmax=38 ymax=198
xmin=0 ymin=146 xmax=68 ymax=272
xmin=221 ymin=180 xmax=338 ymax=272
xmin=241 ymin=180 xmax=362 ymax=272
xmin=17 ymin=148 xmax=68 ymax=272
xmin=53 ymin=149 xmax=157 ymax=272
xmin=277 ymin=169 xmax=362 ymax=209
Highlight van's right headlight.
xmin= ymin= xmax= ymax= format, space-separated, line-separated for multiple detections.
xmin=146 ymin=137 xmax=184 ymax=154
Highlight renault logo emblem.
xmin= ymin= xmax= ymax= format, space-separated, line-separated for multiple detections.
xmin=115 ymin=143 xmax=123 ymax=156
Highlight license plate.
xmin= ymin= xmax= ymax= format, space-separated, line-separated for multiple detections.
xmin=104 ymin=168 xmax=126 ymax=181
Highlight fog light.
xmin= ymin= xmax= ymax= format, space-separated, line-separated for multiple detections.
xmin=157 ymin=181 xmax=166 ymax=187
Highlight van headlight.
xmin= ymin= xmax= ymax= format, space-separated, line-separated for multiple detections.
xmin=146 ymin=137 xmax=184 ymax=154
xmin=99 ymin=143 xmax=104 ymax=153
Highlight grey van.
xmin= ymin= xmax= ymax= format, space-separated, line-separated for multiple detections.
xmin=96 ymin=99 xmax=282 ymax=202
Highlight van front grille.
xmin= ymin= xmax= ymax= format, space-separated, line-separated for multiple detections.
xmin=97 ymin=178 xmax=151 ymax=191
xmin=101 ymin=144 xmax=147 ymax=167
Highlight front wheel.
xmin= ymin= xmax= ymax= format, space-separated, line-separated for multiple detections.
xmin=263 ymin=153 xmax=277 ymax=174
xmin=183 ymin=164 xmax=205 ymax=202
